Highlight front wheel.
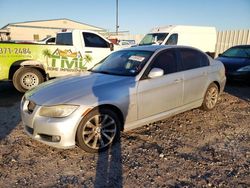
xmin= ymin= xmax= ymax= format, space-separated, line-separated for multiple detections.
xmin=202 ymin=83 xmax=219 ymax=111
xmin=76 ymin=108 xmax=121 ymax=153
xmin=13 ymin=67 xmax=44 ymax=93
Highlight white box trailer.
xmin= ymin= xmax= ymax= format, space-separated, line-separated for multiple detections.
xmin=139 ymin=25 xmax=217 ymax=57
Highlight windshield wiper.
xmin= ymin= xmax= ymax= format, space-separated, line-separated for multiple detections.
xmin=91 ymin=70 xmax=131 ymax=76
xmin=90 ymin=70 xmax=112 ymax=74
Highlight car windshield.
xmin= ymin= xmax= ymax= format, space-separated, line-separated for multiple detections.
xmin=91 ymin=50 xmax=153 ymax=76
xmin=39 ymin=37 xmax=51 ymax=42
xmin=221 ymin=46 xmax=250 ymax=58
xmin=139 ymin=33 xmax=168 ymax=45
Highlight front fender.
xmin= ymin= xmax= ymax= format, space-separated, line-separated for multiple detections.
xmin=19 ymin=60 xmax=45 ymax=69
xmin=9 ymin=60 xmax=46 ymax=80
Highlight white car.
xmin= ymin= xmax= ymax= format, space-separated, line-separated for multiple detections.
xmin=35 ymin=36 xmax=56 ymax=44
xmin=21 ymin=45 xmax=226 ymax=153
xmin=118 ymin=40 xmax=136 ymax=48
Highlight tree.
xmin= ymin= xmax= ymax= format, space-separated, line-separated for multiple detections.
xmin=42 ymin=49 xmax=52 ymax=67
xmin=84 ymin=54 xmax=93 ymax=64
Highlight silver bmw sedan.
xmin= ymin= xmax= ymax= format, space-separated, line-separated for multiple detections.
xmin=21 ymin=45 xmax=226 ymax=153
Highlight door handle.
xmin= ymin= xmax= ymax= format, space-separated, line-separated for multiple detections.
xmin=174 ymin=78 xmax=182 ymax=83
xmin=85 ymin=51 xmax=92 ymax=53
xmin=202 ymin=72 xmax=207 ymax=76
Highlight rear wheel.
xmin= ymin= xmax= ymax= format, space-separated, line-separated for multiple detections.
xmin=76 ymin=108 xmax=121 ymax=153
xmin=13 ymin=67 xmax=44 ymax=92
xmin=202 ymin=83 xmax=219 ymax=111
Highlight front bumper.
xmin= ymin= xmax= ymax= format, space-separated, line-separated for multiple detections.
xmin=20 ymin=99 xmax=84 ymax=149
xmin=220 ymin=76 xmax=227 ymax=94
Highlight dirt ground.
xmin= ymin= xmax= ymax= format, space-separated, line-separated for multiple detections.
xmin=0 ymin=81 xmax=249 ymax=188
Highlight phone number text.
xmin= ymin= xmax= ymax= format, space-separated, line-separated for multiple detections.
xmin=0 ymin=48 xmax=31 ymax=55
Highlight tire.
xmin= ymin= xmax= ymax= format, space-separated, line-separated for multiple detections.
xmin=76 ymin=108 xmax=121 ymax=153
xmin=13 ymin=67 xmax=44 ymax=93
xmin=202 ymin=83 xmax=219 ymax=111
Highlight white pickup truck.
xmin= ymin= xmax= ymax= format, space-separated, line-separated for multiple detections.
xmin=0 ymin=30 xmax=115 ymax=92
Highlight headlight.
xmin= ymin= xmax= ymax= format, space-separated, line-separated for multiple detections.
xmin=39 ymin=105 xmax=79 ymax=118
xmin=237 ymin=65 xmax=250 ymax=72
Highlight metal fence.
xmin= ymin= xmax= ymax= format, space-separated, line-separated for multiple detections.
xmin=215 ymin=29 xmax=250 ymax=57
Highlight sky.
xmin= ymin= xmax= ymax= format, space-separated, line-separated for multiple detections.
xmin=0 ymin=0 xmax=250 ymax=34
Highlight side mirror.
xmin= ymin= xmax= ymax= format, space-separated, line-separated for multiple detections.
xmin=109 ymin=43 xmax=114 ymax=51
xmin=148 ymin=68 xmax=164 ymax=78
xmin=218 ymin=53 xmax=222 ymax=57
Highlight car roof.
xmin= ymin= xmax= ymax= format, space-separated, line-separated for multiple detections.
xmin=230 ymin=45 xmax=250 ymax=48
xmin=122 ymin=45 xmax=201 ymax=53
xmin=125 ymin=45 xmax=172 ymax=52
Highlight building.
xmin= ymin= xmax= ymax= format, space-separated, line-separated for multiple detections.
xmin=0 ymin=18 xmax=106 ymax=41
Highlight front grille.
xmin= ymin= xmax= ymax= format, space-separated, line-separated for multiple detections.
xmin=27 ymin=101 xmax=36 ymax=113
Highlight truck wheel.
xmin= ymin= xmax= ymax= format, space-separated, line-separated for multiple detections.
xmin=202 ymin=83 xmax=219 ymax=111
xmin=76 ymin=108 xmax=121 ymax=153
xmin=13 ymin=67 xmax=44 ymax=92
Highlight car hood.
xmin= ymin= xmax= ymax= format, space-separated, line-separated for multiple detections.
xmin=25 ymin=72 xmax=135 ymax=106
xmin=216 ymin=56 xmax=250 ymax=71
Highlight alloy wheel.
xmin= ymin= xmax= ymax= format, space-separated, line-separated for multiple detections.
xmin=205 ymin=86 xmax=218 ymax=109
xmin=82 ymin=114 xmax=117 ymax=150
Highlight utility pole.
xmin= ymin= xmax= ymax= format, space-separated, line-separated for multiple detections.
xmin=116 ymin=0 xmax=119 ymax=35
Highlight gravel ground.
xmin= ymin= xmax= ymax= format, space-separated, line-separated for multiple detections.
xmin=0 ymin=81 xmax=249 ymax=188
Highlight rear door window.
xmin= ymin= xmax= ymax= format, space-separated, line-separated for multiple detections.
xmin=179 ymin=49 xmax=209 ymax=71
